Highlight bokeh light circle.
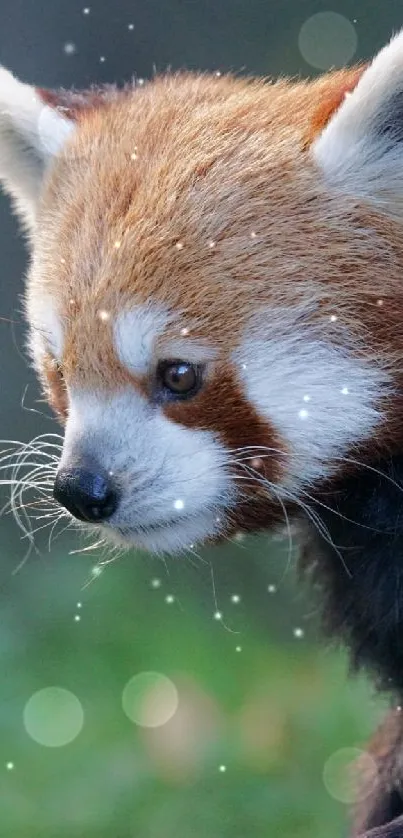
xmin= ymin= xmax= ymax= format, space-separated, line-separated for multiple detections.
xmin=298 ymin=12 xmax=357 ymax=70
xmin=122 ymin=671 xmax=179 ymax=728
xmin=323 ymin=747 xmax=379 ymax=804
xmin=23 ymin=687 xmax=84 ymax=747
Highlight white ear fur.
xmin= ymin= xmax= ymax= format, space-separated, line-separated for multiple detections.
xmin=312 ymin=29 xmax=403 ymax=217
xmin=0 ymin=66 xmax=74 ymax=234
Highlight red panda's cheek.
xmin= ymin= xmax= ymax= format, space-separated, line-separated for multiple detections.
xmin=161 ymin=365 xmax=288 ymax=497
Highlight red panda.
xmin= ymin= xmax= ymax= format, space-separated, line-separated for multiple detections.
xmin=2 ymin=29 xmax=403 ymax=838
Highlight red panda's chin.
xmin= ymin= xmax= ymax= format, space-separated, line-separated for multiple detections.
xmin=99 ymin=508 xmax=230 ymax=556
xmin=96 ymin=492 xmax=289 ymax=556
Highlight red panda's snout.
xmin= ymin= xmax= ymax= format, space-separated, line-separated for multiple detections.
xmin=45 ymin=332 xmax=288 ymax=555
xmin=53 ymin=464 xmax=120 ymax=524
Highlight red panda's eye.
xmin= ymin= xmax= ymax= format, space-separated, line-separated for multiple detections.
xmin=157 ymin=360 xmax=201 ymax=398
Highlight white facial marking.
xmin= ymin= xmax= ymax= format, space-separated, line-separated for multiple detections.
xmin=236 ymin=319 xmax=391 ymax=490
xmin=114 ymin=305 xmax=217 ymax=375
xmin=60 ymin=388 xmax=235 ymax=554
xmin=113 ymin=306 xmax=169 ymax=375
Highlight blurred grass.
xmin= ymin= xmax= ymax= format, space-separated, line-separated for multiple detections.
xmin=0 ymin=530 xmax=388 ymax=838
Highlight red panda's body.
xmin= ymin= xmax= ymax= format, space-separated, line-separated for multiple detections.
xmin=3 ymin=30 xmax=403 ymax=838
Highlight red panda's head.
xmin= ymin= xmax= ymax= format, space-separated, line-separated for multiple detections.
xmin=1 ymin=32 xmax=403 ymax=555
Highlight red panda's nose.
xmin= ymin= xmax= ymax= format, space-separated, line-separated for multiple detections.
xmin=53 ymin=466 xmax=119 ymax=523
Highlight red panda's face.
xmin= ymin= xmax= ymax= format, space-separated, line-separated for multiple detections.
xmin=1 ymin=32 xmax=403 ymax=554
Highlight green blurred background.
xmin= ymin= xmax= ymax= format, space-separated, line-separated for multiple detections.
xmin=0 ymin=1 xmax=400 ymax=836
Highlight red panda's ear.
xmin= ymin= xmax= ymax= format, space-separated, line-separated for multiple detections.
xmin=0 ymin=68 xmax=120 ymax=237
xmin=0 ymin=67 xmax=76 ymax=236
xmin=311 ymin=29 xmax=403 ymax=218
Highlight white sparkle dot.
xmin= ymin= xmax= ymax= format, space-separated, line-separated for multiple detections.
xmin=60 ymin=257 xmax=66 ymax=264
xmin=219 ymin=764 xmax=227 ymax=772
xmin=377 ymin=299 xmax=384 ymax=306
xmin=298 ymin=409 xmax=309 ymax=420
xmin=214 ymin=611 xmax=223 ymax=621
xmin=215 ymin=516 xmax=221 ymax=524
xmin=69 ymin=299 xmax=76 ymax=308
xmin=341 ymin=387 xmax=349 ymax=395
xmin=76 ymin=602 xmax=82 ymax=609
xmin=74 ymin=614 xmax=81 ymax=622
xmin=130 ymin=152 xmax=138 ymax=160
xmin=151 ymin=578 xmax=161 ymax=589
xmin=6 ymin=762 xmax=14 ymax=771
xmin=100 ymin=56 xmax=106 ymax=63
xmin=215 ymin=71 xmax=222 ymax=77
xmin=175 ymin=241 xmax=184 ymax=250
xmin=63 ymin=42 xmax=77 ymax=55
xmin=250 ymin=457 xmax=263 ymax=469
xmin=268 ymin=584 xmax=277 ymax=594
xmin=173 ymin=498 xmax=185 ymax=511
xmin=165 ymin=594 xmax=175 ymax=604
xmin=114 ymin=240 xmax=121 ymax=249
xmin=234 ymin=531 xmax=245 ymax=542
xmin=91 ymin=565 xmax=103 ymax=577
xmin=128 ymin=23 xmax=134 ymax=30
xmin=330 ymin=314 xmax=338 ymax=322
xmin=397 ymin=705 xmax=402 ymax=713
xmin=250 ymin=231 xmax=258 ymax=239
xmin=235 ymin=645 xmax=242 ymax=652
xmin=208 ymin=239 xmax=216 ymax=249
xmin=98 ymin=309 xmax=110 ymax=322
xmin=180 ymin=327 xmax=190 ymax=336
xmin=293 ymin=627 xmax=304 ymax=639
xmin=303 ymin=394 xmax=311 ymax=402
xmin=137 ymin=78 xmax=145 ymax=86
xmin=82 ymin=7 xmax=90 ymax=14
xmin=241 ymin=363 xmax=247 ymax=370
xmin=231 ymin=594 xmax=241 ymax=604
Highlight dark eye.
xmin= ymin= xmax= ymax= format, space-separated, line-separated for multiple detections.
xmin=157 ymin=360 xmax=202 ymax=399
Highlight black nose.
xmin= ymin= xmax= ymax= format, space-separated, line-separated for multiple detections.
xmin=53 ymin=467 xmax=119 ymax=523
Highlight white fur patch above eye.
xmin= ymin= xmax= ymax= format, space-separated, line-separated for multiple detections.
xmin=114 ymin=306 xmax=170 ymax=375
xmin=235 ymin=323 xmax=391 ymax=491
xmin=114 ymin=306 xmax=216 ymax=374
